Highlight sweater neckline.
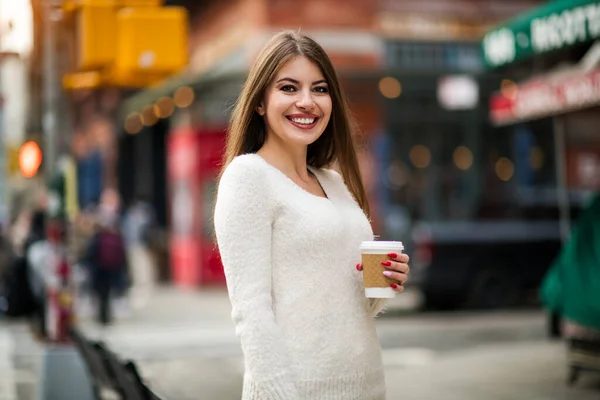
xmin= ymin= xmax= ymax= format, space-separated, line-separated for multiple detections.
xmin=250 ymin=154 xmax=331 ymax=202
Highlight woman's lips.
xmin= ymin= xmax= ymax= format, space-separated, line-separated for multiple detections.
xmin=286 ymin=116 xmax=319 ymax=130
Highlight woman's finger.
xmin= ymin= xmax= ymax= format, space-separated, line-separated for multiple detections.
xmin=356 ymin=263 xmax=363 ymax=271
xmin=381 ymin=260 xmax=409 ymax=274
xmin=387 ymin=253 xmax=409 ymax=263
xmin=383 ymin=270 xmax=408 ymax=284
xmin=390 ymin=283 xmax=405 ymax=292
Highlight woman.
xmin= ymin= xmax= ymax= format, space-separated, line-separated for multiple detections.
xmin=214 ymin=31 xmax=410 ymax=399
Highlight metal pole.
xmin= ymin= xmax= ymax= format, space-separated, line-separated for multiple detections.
xmin=0 ymin=115 xmax=5 ymax=228
xmin=0 ymin=6 xmax=5 ymax=228
xmin=43 ymin=1 xmax=59 ymax=184
xmin=553 ymin=116 xmax=570 ymax=242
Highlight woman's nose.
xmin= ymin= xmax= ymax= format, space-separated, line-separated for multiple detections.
xmin=295 ymin=90 xmax=315 ymax=109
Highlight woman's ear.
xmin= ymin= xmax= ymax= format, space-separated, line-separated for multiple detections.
xmin=256 ymin=103 xmax=265 ymax=116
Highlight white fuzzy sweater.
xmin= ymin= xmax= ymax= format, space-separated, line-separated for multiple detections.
xmin=214 ymin=154 xmax=387 ymax=400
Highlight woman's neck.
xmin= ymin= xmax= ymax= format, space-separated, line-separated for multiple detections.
xmin=257 ymin=137 xmax=310 ymax=180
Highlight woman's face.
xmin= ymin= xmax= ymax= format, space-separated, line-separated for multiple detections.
xmin=259 ymin=56 xmax=332 ymax=148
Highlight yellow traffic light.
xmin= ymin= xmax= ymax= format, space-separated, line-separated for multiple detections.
xmin=66 ymin=2 xmax=189 ymax=89
xmin=76 ymin=2 xmax=118 ymax=70
xmin=114 ymin=7 xmax=188 ymax=77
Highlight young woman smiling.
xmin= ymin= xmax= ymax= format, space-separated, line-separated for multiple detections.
xmin=214 ymin=31 xmax=410 ymax=400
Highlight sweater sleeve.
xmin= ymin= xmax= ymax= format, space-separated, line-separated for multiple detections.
xmin=214 ymin=159 xmax=299 ymax=399
xmin=369 ymin=299 xmax=388 ymax=316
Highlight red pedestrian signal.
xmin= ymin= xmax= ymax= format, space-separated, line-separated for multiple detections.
xmin=18 ymin=141 xmax=43 ymax=178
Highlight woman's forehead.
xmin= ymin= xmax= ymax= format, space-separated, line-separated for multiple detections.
xmin=274 ymin=56 xmax=326 ymax=82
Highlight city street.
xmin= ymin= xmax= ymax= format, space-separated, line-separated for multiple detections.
xmin=2 ymin=1 xmax=600 ymax=400
xmin=2 ymin=286 xmax=599 ymax=399
xmin=71 ymin=287 xmax=598 ymax=400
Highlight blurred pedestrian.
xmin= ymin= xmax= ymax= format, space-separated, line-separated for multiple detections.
xmin=214 ymin=31 xmax=410 ymax=399
xmin=24 ymin=209 xmax=51 ymax=337
xmin=0 ymin=209 xmax=43 ymax=322
xmin=97 ymin=188 xmax=131 ymax=314
xmin=122 ymin=197 xmax=157 ymax=310
xmin=71 ymin=210 xmax=99 ymax=318
xmin=84 ymin=212 xmax=127 ymax=325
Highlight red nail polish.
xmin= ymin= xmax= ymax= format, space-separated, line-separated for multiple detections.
xmin=356 ymin=263 xmax=362 ymax=271
xmin=381 ymin=260 xmax=391 ymax=267
xmin=390 ymin=283 xmax=398 ymax=289
xmin=387 ymin=253 xmax=398 ymax=258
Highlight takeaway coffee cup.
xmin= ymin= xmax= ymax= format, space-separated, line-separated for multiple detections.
xmin=359 ymin=241 xmax=405 ymax=298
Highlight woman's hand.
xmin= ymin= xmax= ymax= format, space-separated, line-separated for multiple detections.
xmin=356 ymin=252 xmax=410 ymax=292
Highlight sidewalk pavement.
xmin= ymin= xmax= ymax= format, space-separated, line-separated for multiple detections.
xmin=0 ymin=322 xmax=17 ymax=400
xmin=78 ymin=285 xmax=599 ymax=400
xmin=0 ymin=320 xmax=45 ymax=400
xmin=3 ymin=285 xmax=599 ymax=400
xmin=134 ymin=339 xmax=600 ymax=400
xmin=384 ymin=341 xmax=600 ymax=400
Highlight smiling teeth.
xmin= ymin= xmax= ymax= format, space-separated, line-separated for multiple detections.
xmin=291 ymin=118 xmax=315 ymax=125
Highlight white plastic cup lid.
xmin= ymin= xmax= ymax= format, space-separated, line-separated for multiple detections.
xmin=359 ymin=241 xmax=404 ymax=252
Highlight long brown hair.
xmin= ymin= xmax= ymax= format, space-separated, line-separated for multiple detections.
xmin=220 ymin=30 xmax=370 ymax=218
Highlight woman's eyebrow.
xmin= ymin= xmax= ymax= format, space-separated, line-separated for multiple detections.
xmin=275 ymin=77 xmax=328 ymax=85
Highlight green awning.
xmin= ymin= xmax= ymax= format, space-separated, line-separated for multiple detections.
xmin=482 ymin=0 xmax=600 ymax=69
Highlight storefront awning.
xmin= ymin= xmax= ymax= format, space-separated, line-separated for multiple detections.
xmin=482 ymin=0 xmax=600 ymax=69
xmin=489 ymin=65 xmax=600 ymax=126
xmin=118 ymin=68 xmax=247 ymax=120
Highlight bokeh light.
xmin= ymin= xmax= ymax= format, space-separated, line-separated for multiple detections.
xmin=495 ymin=157 xmax=514 ymax=181
xmin=379 ymin=77 xmax=402 ymax=99
xmin=387 ymin=161 xmax=409 ymax=188
xmin=174 ymin=86 xmax=195 ymax=108
xmin=124 ymin=112 xmax=143 ymax=134
xmin=154 ymin=96 xmax=175 ymax=119
xmin=453 ymin=146 xmax=473 ymax=171
xmin=409 ymin=145 xmax=431 ymax=169
xmin=141 ymin=105 xmax=158 ymax=126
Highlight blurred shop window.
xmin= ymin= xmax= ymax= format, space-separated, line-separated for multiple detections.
xmin=477 ymin=121 xmax=562 ymax=221
xmin=385 ymin=119 xmax=562 ymax=225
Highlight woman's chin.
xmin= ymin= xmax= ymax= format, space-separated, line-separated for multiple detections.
xmin=286 ymin=131 xmax=324 ymax=147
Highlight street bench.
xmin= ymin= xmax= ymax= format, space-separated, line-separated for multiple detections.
xmin=69 ymin=327 xmax=165 ymax=400
xmin=567 ymin=338 xmax=600 ymax=386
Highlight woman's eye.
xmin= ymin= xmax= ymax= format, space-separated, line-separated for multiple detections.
xmin=280 ymin=85 xmax=297 ymax=92
xmin=313 ymin=86 xmax=329 ymax=93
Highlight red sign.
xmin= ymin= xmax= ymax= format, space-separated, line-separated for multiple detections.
xmin=167 ymin=126 xmax=227 ymax=288
xmin=168 ymin=127 xmax=225 ymax=179
xmin=490 ymin=67 xmax=600 ymax=126
xmin=168 ymin=133 xmax=199 ymax=179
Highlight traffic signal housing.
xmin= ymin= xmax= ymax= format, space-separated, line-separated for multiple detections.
xmin=110 ymin=6 xmax=188 ymax=87
xmin=63 ymin=0 xmax=188 ymax=89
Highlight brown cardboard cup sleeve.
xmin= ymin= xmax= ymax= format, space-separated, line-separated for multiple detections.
xmin=359 ymin=241 xmax=404 ymax=298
